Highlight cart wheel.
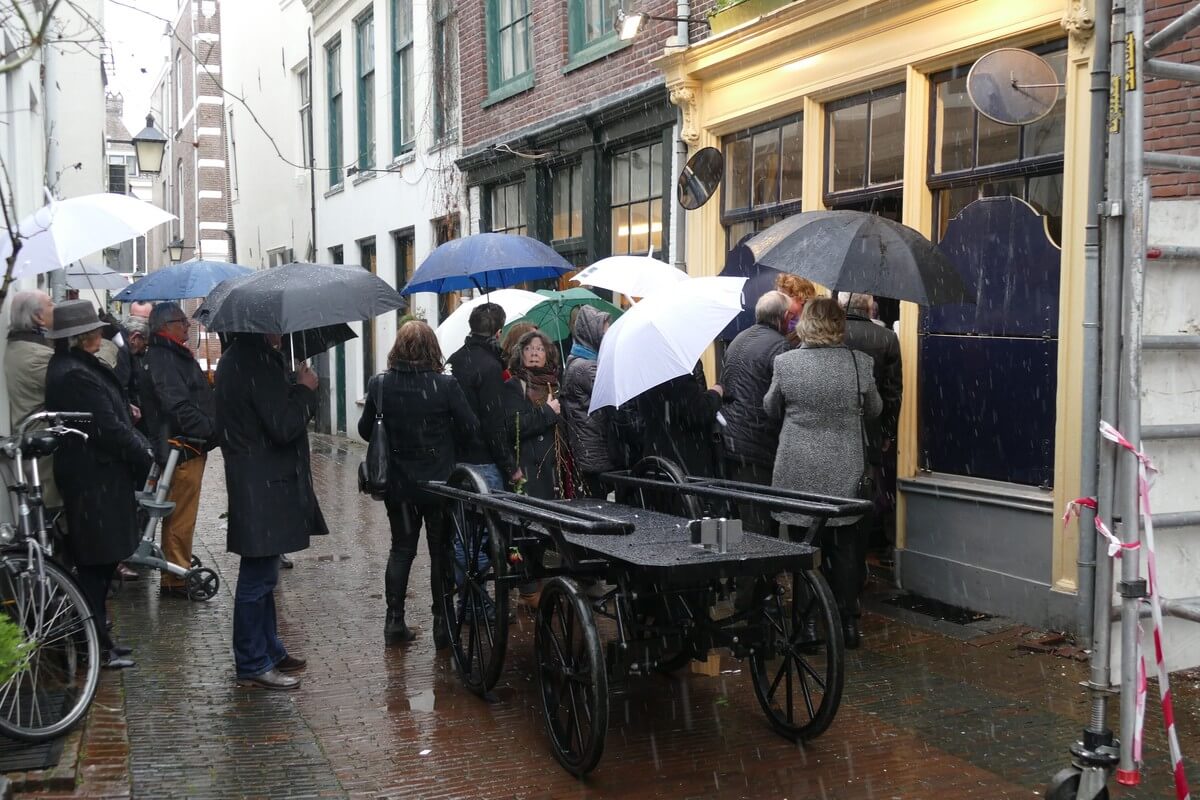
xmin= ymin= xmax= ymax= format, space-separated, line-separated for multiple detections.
xmin=1046 ymin=767 xmax=1110 ymax=800
xmin=749 ymin=569 xmax=843 ymax=740
xmin=618 ymin=456 xmax=702 ymax=519
xmin=185 ymin=567 xmax=219 ymax=602
xmin=190 ymin=555 xmax=202 ymax=569
xmin=536 ymin=577 xmax=608 ymax=777
xmin=440 ymin=466 xmax=509 ymax=696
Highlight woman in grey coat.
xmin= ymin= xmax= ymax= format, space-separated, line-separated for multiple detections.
xmin=765 ymin=298 xmax=881 ymax=648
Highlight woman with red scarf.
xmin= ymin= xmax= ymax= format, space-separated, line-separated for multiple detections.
xmin=501 ymin=330 xmax=566 ymax=500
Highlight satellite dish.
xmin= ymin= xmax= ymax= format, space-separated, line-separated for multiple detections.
xmin=677 ymin=147 xmax=724 ymax=210
xmin=966 ymin=48 xmax=1062 ymax=126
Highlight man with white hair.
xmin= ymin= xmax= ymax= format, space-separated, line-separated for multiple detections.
xmin=5 ymin=290 xmax=59 ymax=508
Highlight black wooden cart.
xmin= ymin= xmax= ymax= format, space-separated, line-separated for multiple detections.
xmin=421 ymin=457 xmax=872 ymax=776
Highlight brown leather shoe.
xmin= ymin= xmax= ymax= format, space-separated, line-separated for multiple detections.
xmin=116 ymin=564 xmax=140 ymax=582
xmin=237 ymin=668 xmax=300 ymax=690
xmin=275 ymin=655 xmax=307 ymax=673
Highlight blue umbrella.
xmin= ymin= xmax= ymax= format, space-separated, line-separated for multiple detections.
xmin=401 ymin=233 xmax=571 ymax=295
xmin=113 ymin=260 xmax=254 ymax=302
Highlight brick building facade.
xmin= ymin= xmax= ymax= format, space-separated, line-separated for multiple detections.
xmin=457 ymin=0 xmax=714 ymax=273
xmin=146 ymin=0 xmax=234 ymax=267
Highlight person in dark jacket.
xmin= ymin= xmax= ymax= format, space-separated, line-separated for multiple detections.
xmin=44 ymin=300 xmax=155 ymax=670
xmin=560 ymin=306 xmax=613 ymax=498
xmin=141 ymin=302 xmax=218 ymax=596
xmin=359 ymin=321 xmax=478 ymax=646
xmin=448 ymin=303 xmax=516 ymax=491
xmin=720 ymin=290 xmax=795 ymax=536
xmin=636 ymin=367 xmax=723 ymax=479
xmin=502 ymin=330 xmax=564 ymax=500
xmin=839 ymin=292 xmax=903 ymax=548
xmin=215 ymin=333 xmax=326 ymax=690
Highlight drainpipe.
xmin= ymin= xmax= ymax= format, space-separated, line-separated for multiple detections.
xmin=670 ymin=0 xmax=691 ymax=274
xmin=1076 ymin=0 xmax=1114 ymax=648
xmin=43 ymin=36 xmax=64 ymax=301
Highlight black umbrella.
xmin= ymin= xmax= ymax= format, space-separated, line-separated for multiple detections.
xmin=745 ymin=211 xmax=972 ymax=305
xmin=195 ymin=262 xmax=406 ymax=333
xmin=280 ymin=323 xmax=357 ymax=361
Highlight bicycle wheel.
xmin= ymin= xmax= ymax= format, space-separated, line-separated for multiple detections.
xmin=0 ymin=554 xmax=101 ymax=741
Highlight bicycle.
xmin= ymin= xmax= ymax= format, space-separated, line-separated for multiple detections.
xmin=0 ymin=411 xmax=101 ymax=742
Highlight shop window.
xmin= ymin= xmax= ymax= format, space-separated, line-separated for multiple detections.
xmin=552 ymin=164 xmax=583 ymax=241
xmin=825 ymin=85 xmax=906 ymax=198
xmin=326 ymin=37 xmax=343 ymax=187
xmin=432 ymin=0 xmax=458 ymax=140
xmin=722 ymin=114 xmax=803 ymax=250
xmin=610 ymin=142 xmax=663 ymax=256
xmin=489 ymin=180 xmax=527 ymax=235
xmin=355 ymin=12 xmax=376 ymax=170
xmin=392 ymin=0 xmax=414 ymax=154
xmin=486 ymin=0 xmax=533 ymax=100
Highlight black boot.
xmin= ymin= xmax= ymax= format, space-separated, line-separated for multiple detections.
xmin=431 ymin=611 xmax=450 ymax=650
xmin=842 ymin=617 xmax=862 ymax=650
xmin=384 ymin=553 xmax=417 ymax=645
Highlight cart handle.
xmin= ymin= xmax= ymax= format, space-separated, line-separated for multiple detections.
xmin=421 ymin=482 xmax=636 ymax=536
xmin=601 ymin=471 xmax=874 ymax=519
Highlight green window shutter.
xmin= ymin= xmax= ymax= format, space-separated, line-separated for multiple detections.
xmin=327 ymin=39 xmax=342 ymax=187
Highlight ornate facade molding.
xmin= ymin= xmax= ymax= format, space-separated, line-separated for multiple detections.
xmin=668 ymin=83 xmax=701 ymax=146
xmin=1061 ymin=0 xmax=1095 ymax=45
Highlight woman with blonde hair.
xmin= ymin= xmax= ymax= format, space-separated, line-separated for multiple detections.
xmin=765 ymin=298 xmax=880 ymax=649
xmin=359 ymin=320 xmax=479 ymax=646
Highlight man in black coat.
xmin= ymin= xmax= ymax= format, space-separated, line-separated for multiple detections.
xmin=141 ymin=303 xmax=218 ymax=597
xmin=447 ymin=303 xmax=516 ymax=491
xmin=215 ymin=333 xmax=326 ymax=690
xmin=636 ymin=367 xmax=723 ymax=480
xmin=839 ymin=293 xmax=903 ymax=545
xmin=719 ymin=290 xmax=795 ymax=536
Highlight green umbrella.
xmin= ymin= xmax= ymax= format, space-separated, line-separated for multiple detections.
xmin=504 ymin=287 xmax=623 ymax=342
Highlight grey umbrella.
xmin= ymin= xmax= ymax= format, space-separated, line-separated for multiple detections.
xmin=194 ymin=262 xmax=405 ymax=333
xmin=745 ymin=210 xmax=972 ymax=305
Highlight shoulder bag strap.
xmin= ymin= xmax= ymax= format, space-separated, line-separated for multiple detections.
xmin=848 ymin=348 xmax=870 ymax=471
xmin=373 ymin=373 xmax=385 ymax=422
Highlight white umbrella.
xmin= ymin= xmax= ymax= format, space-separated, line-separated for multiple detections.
xmin=0 ymin=193 xmax=174 ymax=279
xmin=571 ymin=255 xmax=688 ymax=299
xmin=64 ymin=264 xmax=131 ymax=292
xmin=434 ymin=288 xmax=544 ymax=358
xmin=589 ymin=276 xmax=747 ymax=413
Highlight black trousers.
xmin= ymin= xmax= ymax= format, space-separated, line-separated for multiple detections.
xmin=813 ymin=520 xmax=868 ymax=620
xmin=579 ymin=472 xmax=609 ymax=500
xmin=74 ymin=562 xmax=117 ymax=650
xmin=384 ymin=500 xmax=447 ymax=618
xmin=725 ymin=458 xmax=777 ymax=538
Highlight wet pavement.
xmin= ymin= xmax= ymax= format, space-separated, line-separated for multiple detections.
xmin=25 ymin=434 xmax=1200 ymax=798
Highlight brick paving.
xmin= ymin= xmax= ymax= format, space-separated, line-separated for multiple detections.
xmin=18 ymin=433 xmax=1200 ymax=798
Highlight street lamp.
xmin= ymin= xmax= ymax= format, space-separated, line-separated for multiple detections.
xmin=168 ymin=237 xmax=186 ymax=263
xmin=614 ymin=7 xmax=698 ymax=40
xmin=131 ymin=114 xmax=169 ymax=175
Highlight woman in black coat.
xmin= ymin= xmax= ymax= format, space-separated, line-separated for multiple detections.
xmin=501 ymin=330 xmax=564 ymax=500
xmin=358 ymin=321 xmax=478 ymax=646
xmin=635 ymin=366 xmax=724 ymax=478
xmin=44 ymin=301 xmax=155 ymax=669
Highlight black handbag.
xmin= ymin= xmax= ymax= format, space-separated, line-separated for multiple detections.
xmin=358 ymin=374 xmax=389 ymax=500
xmin=848 ymin=348 xmax=877 ymax=501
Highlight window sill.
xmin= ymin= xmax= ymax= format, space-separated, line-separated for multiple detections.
xmin=390 ymin=149 xmax=415 ymax=168
xmin=324 ymin=183 xmax=345 ymax=199
xmin=898 ymin=472 xmax=1053 ymax=514
xmin=562 ymin=36 xmax=630 ymax=74
xmin=483 ymin=74 xmax=534 ymax=108
xmin=351 ymin=169 xmax=378 ymax=187
xmin=428 ymin=135 xmax=459 ymax=155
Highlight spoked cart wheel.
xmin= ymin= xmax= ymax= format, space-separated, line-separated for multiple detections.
xmin=749 ymin=569 xmax=844 ymax=740
xmin=617 ymin=456 xmax=703 ymax=519
xmin=536 ymin=577 xmax=608 ymax=777
xmin=439 ymin=466 xmax=509 ymax=696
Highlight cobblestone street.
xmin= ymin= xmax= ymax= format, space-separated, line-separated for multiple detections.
xmin=23 ymin=435 xmax=1199 ymax=799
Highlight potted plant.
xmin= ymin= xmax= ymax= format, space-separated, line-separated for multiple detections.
xmin=707 ymin=0 xmax=796 ymax=34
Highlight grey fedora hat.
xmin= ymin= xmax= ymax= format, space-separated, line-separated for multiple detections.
xmin=45 ymin=299 xmax=107 ymax=339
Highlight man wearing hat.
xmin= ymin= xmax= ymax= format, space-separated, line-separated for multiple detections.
xmin=44 ymin=300 xmax=155 ymax=669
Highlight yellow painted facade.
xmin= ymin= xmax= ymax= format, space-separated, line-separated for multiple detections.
xmin=659 ymin=0 xmax=1094 ymax=593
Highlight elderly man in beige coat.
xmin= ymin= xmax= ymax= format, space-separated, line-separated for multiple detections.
xmin=5 ymin=290 xmax=59 ymax=507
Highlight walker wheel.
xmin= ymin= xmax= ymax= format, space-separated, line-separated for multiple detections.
xmin=1046 ymin=767 xmax=1110 ymax=800
xmin=185 ymin=567 xmax=219 ymax=601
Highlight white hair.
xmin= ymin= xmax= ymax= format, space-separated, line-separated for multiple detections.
xmin=9 ymin=290 xmax=50 ymax=333
xmin=754 ymin=290 xmax=790 ymax=327
xmin=837 ymin=291 xmax=874 ymax=317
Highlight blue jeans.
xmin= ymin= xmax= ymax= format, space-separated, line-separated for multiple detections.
xmin=463 ymin=463 xmax=505 ymax=492
xmin=233 ymin=555 xmax=288 ymax=677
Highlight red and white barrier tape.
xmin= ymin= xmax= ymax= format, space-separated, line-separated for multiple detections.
xmin=1095 ymin=421 xmax=1190 ymax=799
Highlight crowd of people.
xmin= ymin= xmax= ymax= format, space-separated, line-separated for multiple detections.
xmin=1 ymin=272 xmax=901 ymax=693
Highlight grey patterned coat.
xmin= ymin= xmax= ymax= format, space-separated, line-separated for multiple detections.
xmin=765 ymin=345 xmax=881 ymax=528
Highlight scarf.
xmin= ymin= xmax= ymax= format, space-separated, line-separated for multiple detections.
xmin=569 ymin=342 xmax=598 ymax=361
xmin=155 ymin=331 xmax=192 ymax=351
xmin=512 ymin=363 xmax=558 ymax=405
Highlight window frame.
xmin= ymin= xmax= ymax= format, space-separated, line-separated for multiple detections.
xmin=432 ymin=0 xmax=458 ymax=141
xmin=823 ymin=83 xmax=907 ymax=206
xmin=299 ymin=66 xmax=312 ymax=168
xmin=392 ymin=0 xmax=415 ymax=156
xmin=484 ymin=0 xmax=534 ymax=105
xmin=355 ymin=11 xmax=376 ymax=171
xmin=608 ymin=140 xmax=666 ymax=257
xmin=360 ymin=237 xmax=378 ymax=393
xmin=393 ymin=227 xmax=416 ymax=312
xmin=326 ymin=36 xmax=344 ymax=187
xmin=720 ymin=111 xmax=804 ymax=237
xmin=565 ymin=0 xmax=627 ymax=72
xmin=488 ymin=179 xmax=528 ymax=236
xmin=551 ymin=162 xmax=584 ymax=243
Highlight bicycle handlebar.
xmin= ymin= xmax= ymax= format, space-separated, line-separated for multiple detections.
xmin=16 ymin=411 xmax=93 ymax=436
